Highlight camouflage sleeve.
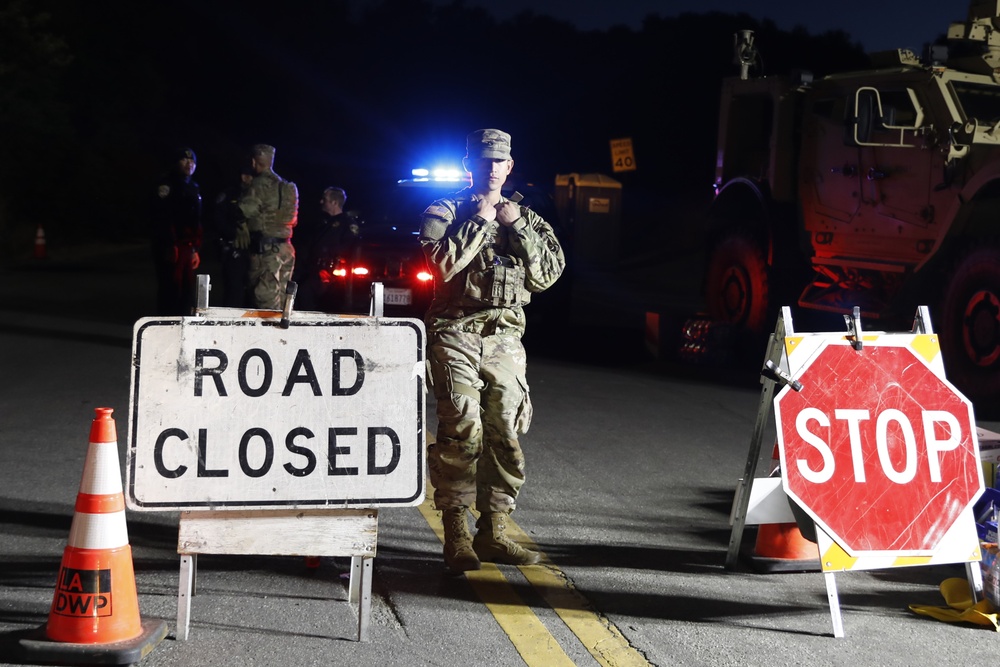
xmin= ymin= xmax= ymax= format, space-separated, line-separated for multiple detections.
xmin=419 ymin=198 xmax=499 ymax=282
xmin=238 ymin=173 xmax=285 ymax=233
xmin=237 ymin=181 xmax=264 ymax=232
xmin=508 ymin=208 xmax=566 ymax=293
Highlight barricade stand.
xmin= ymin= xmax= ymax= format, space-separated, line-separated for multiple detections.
xmin=175 ymin=509 xmax=377 ymax=642
xmin=727 ymin=306 xmax=985 ymax=638
xmin=126 ymin=278 xmax=426 ymax=643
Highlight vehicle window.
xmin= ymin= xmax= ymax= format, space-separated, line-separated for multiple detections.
xmin=878 ymin=89 xmax=920 ymax=128
xmin=951 ymin=81 xmax=1000 ymax=126
xmin=854 ymin=87 xmax=923 ymax=146
xmin=855 ymin=89 xmax=877 ymax=143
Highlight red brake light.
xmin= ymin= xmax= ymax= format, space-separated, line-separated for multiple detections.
xmin=416 ymin=271 xmax=433 ymax=282
xmin=352 ymin=266 xmax=369 ymax=277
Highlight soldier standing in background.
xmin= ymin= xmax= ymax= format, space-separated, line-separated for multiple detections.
xmin=238 ymin=144 xmax=298 ymax=309
xmin=419 ymin=129 xmax=566 ymax=573
xmin=294 ymin=186 xmax=361 ymax=311
xmin=150 ymin=147 xmax=202 ymax=315
xmin=212 ymin=165 xmax=254 ymax=308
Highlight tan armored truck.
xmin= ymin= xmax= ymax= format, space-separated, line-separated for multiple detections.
xmin=705 ymin=4 xmax=1000 ymax=414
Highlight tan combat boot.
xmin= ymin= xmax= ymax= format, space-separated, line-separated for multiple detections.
xmin=472 ymin=512 xmax=541 ymax=565
xmin=442 ymin=507 xmax=481 ymax=572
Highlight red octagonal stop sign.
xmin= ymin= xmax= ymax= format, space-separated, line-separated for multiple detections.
xmin=774 ymin=339 xmax=982 ymax=555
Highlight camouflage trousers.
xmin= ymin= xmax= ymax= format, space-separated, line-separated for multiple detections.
xmin=427 ymin=329 xmax=533 ymax=513
xmin=248 ymin=242 xmax=295 ymax=310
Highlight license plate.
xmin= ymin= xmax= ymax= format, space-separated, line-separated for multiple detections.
xmin=384 ymin=288 xmax=412 ymax=305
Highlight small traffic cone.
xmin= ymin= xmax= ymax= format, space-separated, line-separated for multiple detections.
xmin=18 ymin=408 xmax=167 ymax=665
xmin=34 ymin=224 xmax=47 ymax=259
xmin=745 ymin=443 xmax=821 ymax=573
xmin=749 ymin=522 xmax=821 ymax=573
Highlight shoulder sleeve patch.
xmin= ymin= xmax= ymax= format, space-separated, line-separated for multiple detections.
xmin=423 ymin=204 xmax=451 ymax=220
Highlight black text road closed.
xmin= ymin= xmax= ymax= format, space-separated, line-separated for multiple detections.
xmin=126 ymin=317 xmax=426 ymax=510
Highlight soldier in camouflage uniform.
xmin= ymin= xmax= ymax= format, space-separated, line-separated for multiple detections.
xmin=238 ymin=144 xmax=298 ymax=309
xmin=419 ymin=129 xmax=565 ymax=572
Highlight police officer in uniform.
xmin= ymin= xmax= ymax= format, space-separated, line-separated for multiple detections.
xmin=295 ymin=186 xmax=360 ymax=311
xmin=150 ymin=147 xmax=202 ymax=315
xmin=238 ymin=144 xmax=298 ymax=309
xmin=419 ymin=129 xmax=566 ymax=572
xmin=212 ymin=166 xmax=254 ymax=308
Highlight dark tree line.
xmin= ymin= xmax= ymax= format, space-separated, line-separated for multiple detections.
xmin=1 ymin=0 xmax=871 ymax=259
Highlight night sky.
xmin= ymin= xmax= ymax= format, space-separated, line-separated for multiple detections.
xmin=0 ymin=0 xmax=973 ymax=252
xmin=418 ymin=0 xmax=964 ymax=53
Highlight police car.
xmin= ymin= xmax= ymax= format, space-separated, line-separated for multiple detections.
xmin=333 ymin=167 xmax=557 ymax=318
xmin=317 ymin=168 xmax=463 ymax=317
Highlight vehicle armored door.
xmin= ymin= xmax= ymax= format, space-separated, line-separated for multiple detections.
xmin=852 ymin=85 xmax=938 ymax=265
xmin=800 ymin=94 xmax=863 ymax=229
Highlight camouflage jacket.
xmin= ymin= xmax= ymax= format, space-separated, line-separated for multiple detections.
xmin=238 ymin=169 xmax=298 ymax=238
xmin=420 ymin=188 xmax=565 ymax=336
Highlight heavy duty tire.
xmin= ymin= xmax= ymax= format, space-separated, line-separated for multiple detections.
xmin=705 ymin=233 xmax=770 ymax=335
xmin=940 ymin=247 xmax=1000 ymax=418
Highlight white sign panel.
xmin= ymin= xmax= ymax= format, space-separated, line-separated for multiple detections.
xmin=126 ymin=316 xmax=426 ymax=511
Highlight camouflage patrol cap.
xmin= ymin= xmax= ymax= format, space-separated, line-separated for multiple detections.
xmin=251 ymin=144 xmax=276 ymax=159
xmin=466 ymin=129 xmax=512 ymax=160
xmin=250 ymin=143 xmax=276 ymax=168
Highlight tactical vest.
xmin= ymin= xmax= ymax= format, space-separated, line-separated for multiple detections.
xmin=248 ymin=172 xmax=297 ymax=238
xmin=449 ymin=200 xmax=532 ymax=308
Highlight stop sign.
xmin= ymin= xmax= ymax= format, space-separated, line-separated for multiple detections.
xmin=774 ymin=337 xmax=983 ymax=555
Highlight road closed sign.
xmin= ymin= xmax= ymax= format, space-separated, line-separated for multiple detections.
xmin=126 ymin=316 xmax=426 ymax=511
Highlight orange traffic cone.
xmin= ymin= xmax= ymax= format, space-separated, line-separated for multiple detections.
xmin=749 ymin=522 xmax=821 ymax=572
xmin=34 ymin=224 xmax=47 ymax=259
xmin=18 ymin=408 xmax=167 ymax=664
xmin=745 ymin=443 xmax=821 ymax=573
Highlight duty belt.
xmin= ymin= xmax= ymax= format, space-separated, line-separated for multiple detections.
xmin=250 ymin=235 xmax=291 ymax=255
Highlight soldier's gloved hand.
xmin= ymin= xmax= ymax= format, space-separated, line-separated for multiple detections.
xmin=496 ymin=201 xmax=521 ymax=227
xmin=471 ymin=196 xmax=497 ymax=222
xmin=234 ymin=222 xmax=250 ymax=249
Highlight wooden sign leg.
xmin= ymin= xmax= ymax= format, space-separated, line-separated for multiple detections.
xmin=177 ymin=554 xmax=195 ymax=641
xmin=726 ymin=311 xmax=790 ymax=569
xmin=966 ymin=561 xmax=984 ymax=602
xmin=824 ymin=572 xmax=845 ymax=638
xmin=350 ymin=556 xmax=374 ymax=641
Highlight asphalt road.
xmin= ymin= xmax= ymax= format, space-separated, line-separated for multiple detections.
xmin=1 ymin=242 xmax=998 ymax=666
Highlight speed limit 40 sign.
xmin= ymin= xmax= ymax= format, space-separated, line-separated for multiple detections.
xmin=610 ymin=138 xmax=636 ymax=173
xmin=126 ymin=316 xmax=426 ymax=511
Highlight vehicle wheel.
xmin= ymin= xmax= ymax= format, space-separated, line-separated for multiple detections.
xmin=940 ymin=247 xmax=1000 ymax=416
xmin=705 ymin=233 xmax=770 ymax=334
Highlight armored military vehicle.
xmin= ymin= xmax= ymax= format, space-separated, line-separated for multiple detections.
xmin=705 ymin=4 xmax=1000 ymax=414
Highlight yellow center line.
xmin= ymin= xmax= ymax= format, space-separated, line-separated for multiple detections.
xmin=417 ymin=497 xmax=576 ymax=666
xmin=418 ymin=479 xmax=650 ymax=667
xmin=503 ymin=519 xmax=651 ymax=667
